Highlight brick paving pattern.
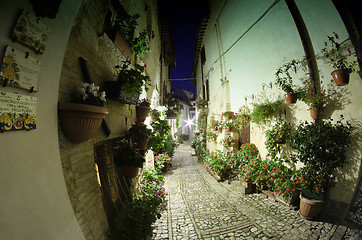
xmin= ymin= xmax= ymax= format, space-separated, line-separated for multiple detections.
xmin=152 ymin=144 xmax=362 ymax=240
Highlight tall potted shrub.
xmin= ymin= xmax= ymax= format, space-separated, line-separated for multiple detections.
xmin=290 ymin=117 xmax=352 ymax=219
xmin=58 ymin=83 xmax=108 ymax=144
xmin=321 ymin=32 xmax=358 ymax=86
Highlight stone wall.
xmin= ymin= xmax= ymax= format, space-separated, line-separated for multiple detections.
xmin=58 ymin=0 xmax=162 ymax=239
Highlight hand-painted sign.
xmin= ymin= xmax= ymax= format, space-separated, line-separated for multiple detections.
xmin=0 ymin=46 xmax=41 ymax=91
xmin=12 ymin=9 xmax=49 ymax=54
xmin=0 ymin=92 xmax=37 ymax=132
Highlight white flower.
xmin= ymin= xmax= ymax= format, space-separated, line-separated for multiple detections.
xmin=100 ymin=91 xmax=106 ymax=102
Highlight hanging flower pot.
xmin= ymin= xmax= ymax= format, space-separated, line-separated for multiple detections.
xmin=118 ymin=165 xmax=140 ymax=178
xmin=58 ymin=102 xmax=108 ymax=144
xmin=136 ymin=106 xmax=151 ymax=122
xmin=309 ymin=108 xmax=319 ymax=120
xmin=284 ymin=93 xmax=297 ymax=104
xmin=331 ymin=69 xmax=350 ymax=86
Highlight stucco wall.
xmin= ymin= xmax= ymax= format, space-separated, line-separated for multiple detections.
xmin=197 ymin=0 xmax=361 ymax=208
xmin=0 ymin=0 xmax=85 ymax=239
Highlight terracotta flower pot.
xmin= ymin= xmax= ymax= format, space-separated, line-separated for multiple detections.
xmin=284 ymin=93 xmax=297 ymax=104
xmin=299 ymin=193 xmax=325 ymax=219
xmin=136 ymin=105 xmax=151 ymax=123
xmin=58 ymin=102 xmax=108 ymax=144
xmin=309 ymin=108 xmax=319 ymax=120
xmin=331 ymin=69 xmax=350 ymax=86
xmin=118 ymin=165 xmax=140 ymax=178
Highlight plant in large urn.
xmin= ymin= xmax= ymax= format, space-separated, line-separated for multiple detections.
xmin=321 ymin=32 xmax=358 ymax=86
xmin=290 ymin=117 xmax=352 ymax=219
xmin=58 ymin=83 xmax=108 ymax=144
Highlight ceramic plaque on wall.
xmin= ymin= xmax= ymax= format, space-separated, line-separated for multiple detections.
xmin=12 ymin=9 xmax=49 ymax=54
xmin=0 ymin=91 xmax=37 ymax=132
xmin=0 ymin=46 xmax=41 ymax=91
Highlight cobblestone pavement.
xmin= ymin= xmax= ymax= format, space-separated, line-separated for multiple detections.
xmin=152 ymin=143 xmax=362 ymax=240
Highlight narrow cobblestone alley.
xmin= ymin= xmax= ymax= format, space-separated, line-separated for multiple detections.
xmin=152 ymin=143 xmax=362 ymax=240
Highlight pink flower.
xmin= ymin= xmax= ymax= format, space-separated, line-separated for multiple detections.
xmin=333 ymin=32 xmax=339 ymax=39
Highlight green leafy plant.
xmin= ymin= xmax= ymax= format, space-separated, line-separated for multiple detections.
xmin=150 ymin=108 xmax=161 ymax=119
xmin=154 ymin=153 xmax=172 ymax=174
xmin=250 ymin=99 xmax=283 ymax=125
xmin=220 ymin=136 xmax=236 ymax=149
xmin=206 ymin=128 xmax=218 ymax=142
xmin=113 ymin=138 xmax=146 ymax=168
xmin=275 ymin=59 xmax=304 ymax=97
xmin=203 ymin=151 xmax=231 ymax=178
xmin=321 ymin=32 xmax=357 ymax=73
xmin=300 ymin=80 xmax=327 ymax=110
xmin=265 ymin=120 xmax=292 ymax=158
xmin=209 ymin=115 xmax=220 ymax=131
xmin=234 ymin=106 xmax=251 ymax=132
xmin=127 ymin=123 xmax=153 ymax=142
xmin=114 ymin=60 xmax=151 ymax=95
xmin=220 ymin=121 xmax=234 ymax=130
xmin=149 ymin=118 xmax=171 ymax=155
xmin=110 ymin=168 xmax=166 ymax=240
xmin=290 ymin=116 xmax=352 ymax=197
xmin=196 ymin=97 xmax=208 ymax=108
xmin=113 ymin=13 xmax=150 ymax=56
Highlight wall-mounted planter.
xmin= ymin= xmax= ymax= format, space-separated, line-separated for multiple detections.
xmin=104 ymin=81 xmax=140 ymax=105
xmin=107 ymin=30 xmax=133 ymax=61
xmin=136 ymin=106 xmax=151 ymax=123
xmin=309 ymin=108 xmax=319 ymax=120
xmin=58 ymin=102 xmax=108 ymax=144
xmin=284 ymin=93 xmax=297 ymax=104
xmin=331 ymin=69 xmax=350 ymax=86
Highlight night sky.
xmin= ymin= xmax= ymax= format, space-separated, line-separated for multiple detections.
xmin=159 ymin=1 xmax=209 ymax=98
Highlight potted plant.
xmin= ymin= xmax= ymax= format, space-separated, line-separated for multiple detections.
xmin=136 ymin=98 xmax=151 ymax=123
xmin=149 ymin=108 xmax=161 ymax=122
xmin=104 ymin=60 xmax=150 ymax=104
xmin=250 ymin=98 xmax=283 ymax=125
xmin=58 ymin=82 xmax=108 ymax=144
xmin=222 ymin=111 xmax=235 ymax=120
xmin=290 ymin=117 xmax=352 ymax=219
xmin=265 ymin=120 xmax=292 ymax=158
xmin=275 ymin=59 xmax=304 ymax=104
xmin=113 ymin=138 xmax=145 ymax=178
xmin=196 ymin=97 xmax=208 ymax=109
xmin=321 ymin=32 xmax=358 ymax=86
xmin=209 ymin=115 xmax=220 ymax=131
xmin=300 ymin=80 xmax=327 ymax=120
xmin=109 ymin=13 xmax=150 ymax=57
xmin=127 ymin=123 xmax=153 ymax=150
xmin=234 ymin=106 xmax=251 ymax=132
xmin=220 ymin=121 xmax=234 ymax=132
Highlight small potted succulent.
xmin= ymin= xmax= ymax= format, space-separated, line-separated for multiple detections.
xmin=58 ymin=82 xmax=108 ymax=143
xmin=321 ymin=32 xmax=358 ymax=86
xmin=136 ymin=98 xmax=151 ymax=123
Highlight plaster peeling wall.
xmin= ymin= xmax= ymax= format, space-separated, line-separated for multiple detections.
xmin=197 ymin=0 xmax=361 ymax=209
xmin=0 ymin=0 xmax=86 ymax=239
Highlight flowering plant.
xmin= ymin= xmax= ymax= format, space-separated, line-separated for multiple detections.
xmin=222 ymin=111 xmax=235 ymax=119
xmin=321 ymin=32 xmax=358 ymax=73
xmin=76 ymin=82 xmax=106 ymax=107
xmin=203 ymin=151 xmax=231 ymax=178
xmin=265 ymin=120 xmax=292 ymax=158
xmin=154 ymin=153 xmax=172 ymax=174
xmin=275 ymin=59 xmax=303 ymax=94
xmin=220 ymin=136 xmax=236 ymax=149
xmin=115 ymin=60 xmax=150 ymax=95
xmin=113 ymin=138 xmax=145 ymax=168
xmin=138 ymin=98 xmax=150 ymax=107
xmin=127 ymin=123 xmax=153 ymax=142
xmin=290 ymin=117 xmax=352 ymax=197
